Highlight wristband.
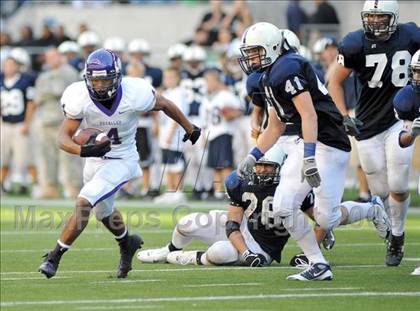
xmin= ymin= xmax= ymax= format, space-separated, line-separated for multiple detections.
xmin=250 ymin=147 xmax=264 ymax=160
xmin=304 ymin=142 xmax=316 ymax=158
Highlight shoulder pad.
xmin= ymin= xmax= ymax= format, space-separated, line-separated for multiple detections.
xmin=338 ymin=29 xmax=364 ymax=55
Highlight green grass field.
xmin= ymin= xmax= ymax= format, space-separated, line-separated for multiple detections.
xmin=1 ymin=198 xmax=420 ymax=311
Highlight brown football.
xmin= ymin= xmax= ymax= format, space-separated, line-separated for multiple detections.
xmin=72 ymin=128 xmax=110 ymax=145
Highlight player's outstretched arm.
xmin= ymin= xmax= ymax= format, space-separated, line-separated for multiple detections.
xmin=256 ymin=107 xmax=286 ymax=153
xmin=153 ymin=93 xmax=200 ymax=144
xmin=57 ymin=118 xmax=82 ymax=155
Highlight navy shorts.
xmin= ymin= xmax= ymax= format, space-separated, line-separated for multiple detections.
xmin=207 ymin=134 xmax=233 ymax=169
xmin=161 ymin=149 xmax=184 ymax=165
xmin=136 ymin=127 xmax=154 ymax=168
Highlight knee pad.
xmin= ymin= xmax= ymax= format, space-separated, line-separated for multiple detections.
xmin=176 ymin=213 xmax=208 ymax=236
xmin=388 ymin=164 xmax=410 ymax=194
xmin=315 ymin=206 xmax=341 ymax=231
xmin=206 ymin=241 xmax=238 ymax=265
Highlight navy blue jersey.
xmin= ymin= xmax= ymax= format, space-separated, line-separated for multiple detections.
xmin=180 ymin=68 xmax=207 ymax=117
xmin=338 ymin=22 xmax=420 ymax=140
xmin=393 ymin=85 xmax=420 ymax=121
xmin=144 ymin=64 xmax=163 ymax=88
xmin=1 ymin=73 xmax=35 ymax=123
xmin=225 ymin=171 xmax=314 ymax=262
xmin=246 ymin=71 xmax=300 ymax=136
xmin=249 ymin=51 xmax=350 ymax=151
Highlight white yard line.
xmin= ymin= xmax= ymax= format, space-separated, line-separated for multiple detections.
xmin=76 ymin=306 xmax=161 ymax=310
xmin=183 ymin=283 xmax=261 ymax=288
xmin=1 ymin=292 xmax=420 ymax=307
xmin=282 ymin=287 xmax=359 ymax=291
xmin=0 ymin=229 xmax=172 ymax=235
xmin=1 ymin=276 xmax=70 ymax=281
xmin=403 ymin=258 xmax=420 ymax=262
xmin=90 ymin=279 xmax=163 ymax=285
xmin=2 ymin=242 xmax=420 ymax=254
xmin=0 ymin=264 xmax=409 ymax=276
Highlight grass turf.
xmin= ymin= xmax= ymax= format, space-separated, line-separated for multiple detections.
xmin=1 ymin=201 xmax=420 ymax=311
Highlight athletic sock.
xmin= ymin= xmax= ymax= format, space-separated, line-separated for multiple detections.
xmin=340 ymin=201 xmax=375 ymax=224
xmin=115 ymin=228 xmax=128 ymax=243
xmin=51 ymin=240 xmax=70 ymax=259
xmin=168 ymin=242 xmax=182 ymax=252
xmin=295 ymin=231 xmax=327 ymax=264
xmin=199 ymin=252 xmax=211 ymax=265
xmin=171 ymin=227 xmax=193 ymax=249
xmin=389 ymin=195 xmax=410 ymax=237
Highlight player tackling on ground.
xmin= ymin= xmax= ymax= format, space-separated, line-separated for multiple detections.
xmin=38 ymin=49 xmax=200 ymax=279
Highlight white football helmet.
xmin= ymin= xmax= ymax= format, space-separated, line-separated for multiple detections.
xmin=409 ymin=49 xmax=420 ymax=92
xmin=103 ymin=37 xmax=126 ymax=54
xmin=9 ymin=47 xmax=31 ymax=72
xmin=182 ymin=45 xmax=206 ymax=62
xmin=253 ymin=144 xmax=286 ymax=186
xmin=281 ymin=29 xmax=300 ymax=51
xmin=58 ymin=41 xmax=81 ymax=54
xmin=167 ymin=43 xmax=187 ymax=60
xmin=128 ymin=39 xmax=151 ymax=55
xmin=361 ymin=0 xmax=399 ymax=40
xmin=77 ymin=31 xmax=100 ymax=48
xmin=239 ymin=22 xmax=283 ymax=74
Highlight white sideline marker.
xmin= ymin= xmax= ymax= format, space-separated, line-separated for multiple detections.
xmin=2 ymin=292 xmax=420 ymax=307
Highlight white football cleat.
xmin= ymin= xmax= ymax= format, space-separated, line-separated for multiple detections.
xmin=166 ymin=251 xmax=199 ymax=265
xmin=137 ymin=246 xmax=170 ymax=263
xmin=370 ymin=196 xmax=391 ymax=239
xmin=411 ymin=266 xmax=420 ymax=276
xmin=287 ymin=262 xmax=333 ymax=281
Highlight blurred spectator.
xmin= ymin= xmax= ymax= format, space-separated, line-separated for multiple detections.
xmin=128 ymin=38 xmax=162 ymax=88
xmin=199 ymin=0 xmax=226 ymax=46
xmin=77 ymin=31 xmax=101 ymax=61
xmin=78 ymin=23 xmax=89 ymax=36
xmin=154 ymin=67 xmax=189 ymax=204
xmin=286 ymin=0 xmax=308 ymax=39
xmin=212 ymin=28 xmax=232 ymax=53
xmin=0 ymin=32 xmax=13 ymax=46
xmin=309 ymin=0 xmax=339 ymax=24
xmin=167 ymin=43 xmax=187 ymax=72
xmin=1 ymin=51 xmax=36 ymax=194
xmin=32 ymin=48 xmax=81 ymax=199
xmin=103 ymin=36 xmax=127 ymax=72
xmin=36 ymin=24 xmax=57 ymax=47
xmin=58 ymin=40 xmax=84 ymax=72
xmin=221 ymin=0 xmax=252 ymax=39
xmin=16 ymin=25 xmax=36 ymax=47
xmin=185 ymin=27 xmax=210 ymax=47
xmin=54 ymin=25 xmax=72 ymax=46
xmin=201 ymin=69 xmax=242 ymax=200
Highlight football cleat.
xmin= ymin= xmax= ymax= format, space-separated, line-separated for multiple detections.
xmin=386 ymin=233 xmax=404 ymax=267
xmin=322 ymin=230 xmax=336 ymax=250
xmin=38 ymin=252 xmax=60 ymax=279
xmin=289 ymin=253 xmax=310 ymax=269
xmin=137 ymin=245 xmax=170 ymax=263
xmin=287 ymin=262 xmax=333 ymax=281
xmin=370 ymin=196 xmax=391 ymax=239
xmin=411 ymin=266 xmax=420 ymax=276
xmin=166 ymin=251 xmax=200 ymax=265
xmin=117 ymin=234 xmax=143 ymax=278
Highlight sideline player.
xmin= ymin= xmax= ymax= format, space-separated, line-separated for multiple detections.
xmin=138 ymin=146 xmax=316 ymax=267
xmin=328 ymin=0 xmax=419 ymax=266
xmin=38 ymin=49 xmax=200 ymax=279
xmin=237 ymin=22 xmax=390 ymax=280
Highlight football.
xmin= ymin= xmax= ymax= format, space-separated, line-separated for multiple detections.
xmin=72 ymin=128 xmax=110 ymax=145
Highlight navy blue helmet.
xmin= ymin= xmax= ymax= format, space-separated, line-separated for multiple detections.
xmin=84 ymin=48 xmax=122 ymax=101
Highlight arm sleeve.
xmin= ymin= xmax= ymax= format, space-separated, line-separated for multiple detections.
xmin=337 ymin=32 xmax=363 ymax=70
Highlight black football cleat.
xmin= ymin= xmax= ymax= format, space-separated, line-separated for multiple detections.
xmin=386 ymin=233 xmax=404 ymax=266
xmin=289 ymin=253 xmax=310 ymax=269
xmin=38 ymin=252 xmax=60 ymax=279
xmin=117 ymin=234 xmax=143 ymax=278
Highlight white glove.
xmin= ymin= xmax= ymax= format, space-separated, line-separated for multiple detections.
xmin=237 ymin=154 xmax=256 ymax=179
xmin=301 ymin=156 xmax=321 ymax=188
xmin=410 ymin=117 xmax=420 ymax=137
